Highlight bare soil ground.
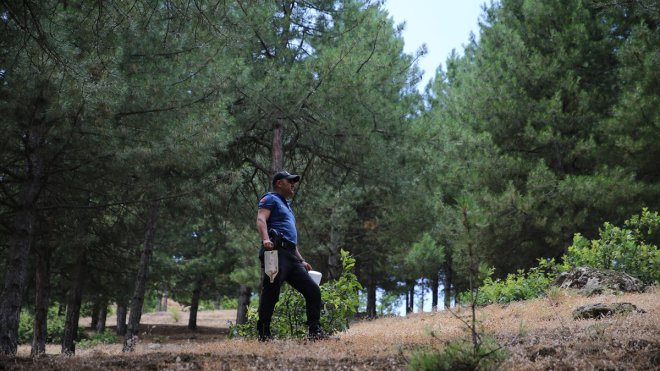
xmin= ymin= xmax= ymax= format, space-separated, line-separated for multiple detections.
xmin=1 ymin=289 xmax=658 ymax=370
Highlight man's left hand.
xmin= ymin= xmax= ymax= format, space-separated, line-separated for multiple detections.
xmin=302 ymin=261 xmax=312 ymax=271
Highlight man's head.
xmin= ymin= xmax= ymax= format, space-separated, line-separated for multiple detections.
xmin=272 ymin=171 xmax=300 ymax=198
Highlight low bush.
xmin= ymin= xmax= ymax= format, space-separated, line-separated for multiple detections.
xmin=198 ymin=297 xmax=239 ymax=311
xmin=169 ymin=306 xmax=181 ymax=323
xmin=564 ymin=208 xmax=659 ymax=284
xmin=458 ymin=258 xmax=558 ymax=306
xmin=18 ymin=310 xmax=33 ymax=344
xmin=460 ymin=209 xmax=659 ymax=306
xmin=78 ymin=331 xmax=120 ymax=348
xmin=409 ymin=335 xmax=507 ymax=371
xmin=18 ymin=304 xmax=87 ymax=344
xmin=219 ymin=296 xmax=239 ymax=310
xmin=230 ymin=249 xmax=361 ymax=339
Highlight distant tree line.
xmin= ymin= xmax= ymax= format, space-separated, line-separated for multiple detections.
xmin=0 ymin=0 xmax=657 ymax=357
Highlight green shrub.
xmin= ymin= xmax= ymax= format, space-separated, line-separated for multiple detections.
xmin=18 ymin=305 xmax=87 ymax=344
xmin=199 ymin=297 xmax=239 ymax=311
xmin=409 ymin=335 xmax=507 ymax=371
xmin=142 ymin=290 xmax=160 ymax=313
xmin=458 ymin=258 xmax=558 ymax=306
xmin=217 ymin=296 xmax=239 ymax=310
xmin=18 ymin=310 xmax=33 ymax=344
xmin=78 ymin=332 xmax=120 ymax=348
xmin=230 ymin=249 xmax=361 ymax=339
xmin=318 ymin=250 xmax=362 ymax=332
xmin=564 ymin=208 xmax=659 ymax=284
xmin=169 ymin=306 xmax=181 ymax=322
xmin=458 ymin=209 xmax=659 ymax=306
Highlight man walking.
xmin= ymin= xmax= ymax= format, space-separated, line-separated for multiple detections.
xmin=255 ymin=171 xmax=325 ymax=341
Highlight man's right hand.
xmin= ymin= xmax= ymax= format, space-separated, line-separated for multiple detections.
xmin=263 ymin=239 xmax=274 ymax=251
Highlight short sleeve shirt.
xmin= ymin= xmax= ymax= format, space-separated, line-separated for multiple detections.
xmin=258 ymin=192 xmax=297 ymax=246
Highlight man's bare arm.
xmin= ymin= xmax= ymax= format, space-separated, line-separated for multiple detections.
xmin=256 ymin=208 xmax=274 ymax=250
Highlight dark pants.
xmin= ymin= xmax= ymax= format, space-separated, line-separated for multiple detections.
xmin=257 ymin=246 xmax=321 ymax=335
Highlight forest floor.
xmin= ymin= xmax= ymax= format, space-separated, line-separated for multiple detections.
xmin=2 ymin=288 xmax=658 ymax=370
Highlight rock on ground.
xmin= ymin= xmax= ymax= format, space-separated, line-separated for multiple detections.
xmin=572 ymin=302 xmax=645 ymax=320
xmin=554 ymin=267 xmax=645 ymax=296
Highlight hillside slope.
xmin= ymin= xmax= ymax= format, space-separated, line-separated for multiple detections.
xmin=3 ymin=289 xmax=658 ymax=370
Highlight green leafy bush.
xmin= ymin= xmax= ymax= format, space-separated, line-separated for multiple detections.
xmin=458 ymin=258 xmax=558 ymax=306
xmin=169 ymin=306 xmax=181 ymax=323
xmin=409 ymin=335 xmax=507 ymax=371
xmin=18 ymin=310 xmax=33 ymax=344
xmin=18 ymin=305 xmax=87 ymax=344
xmin=199 ymin=297 xmax=240 ymax=311
xmin=564 ymin=208 xmax=659 ymax=284
xmin=78 ymin=332 xmax=120 ymax=348
xmin=230 ymin=249 xmax=361 ymax=339
xmin=217 ymin=296 xmax=239 ymax=310
xmin=459 ymin=209 xmax=659 ymax=306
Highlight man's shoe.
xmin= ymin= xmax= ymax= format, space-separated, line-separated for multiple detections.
xmin=257 ymin=320 xmax=272 ymax=342
xmin=308 ymin=325 xmax=338 ymax=341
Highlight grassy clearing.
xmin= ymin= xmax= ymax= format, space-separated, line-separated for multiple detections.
xmin=5 ymin=288 xmax=658 ymax=370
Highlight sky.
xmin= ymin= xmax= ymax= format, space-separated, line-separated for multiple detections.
xmin=383 ymin=0 xmax=486 ymax=89
xmin=376 ymin=1 xmax=486 ymax=313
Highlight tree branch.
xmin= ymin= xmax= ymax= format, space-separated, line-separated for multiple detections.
xmin=115 ymin=88 xmax=218 ymax=117
xmin=357 ymin=20 xmax=383 ymax=74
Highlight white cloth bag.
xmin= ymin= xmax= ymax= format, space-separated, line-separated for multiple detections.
xmin=264 ymin=250 xmax=278 ymax=283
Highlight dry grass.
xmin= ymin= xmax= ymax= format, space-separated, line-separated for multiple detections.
xmin=77 ymin=299 xmax=236 ymax=328
xmin=4 ymin=288 xmax=659 ymax=370
xmin=494 ymin=288 xmax=660 ymax=370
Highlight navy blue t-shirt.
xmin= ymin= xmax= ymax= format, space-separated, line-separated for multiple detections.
xmin=258 ymin=192 xmax=297 ymax=246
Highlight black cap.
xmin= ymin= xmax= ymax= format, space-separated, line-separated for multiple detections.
xmin=272 ymin=171 xmax=300 ymax=186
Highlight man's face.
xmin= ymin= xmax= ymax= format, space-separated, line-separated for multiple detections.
xmin=277 ymin=178 xmax=296 ymax=198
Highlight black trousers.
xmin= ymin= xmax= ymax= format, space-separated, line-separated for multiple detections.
xmin=257 ymin=246 xmax=321 ymax=330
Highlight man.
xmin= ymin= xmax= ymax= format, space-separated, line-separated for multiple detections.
xmin=255 ymin=170 xmax=325 ymax=341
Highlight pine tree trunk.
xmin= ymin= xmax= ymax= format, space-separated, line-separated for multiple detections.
xmin=0 ymin=152 xmax=45 ymax=354
xmin=90 ymin=301 xmax=100 ymax=330
xmin=161 ymin=292 xmax=168 ymax=312
xmin=1 ymin=228 xmax=34 ymax=356
xmin=188 ymin=281 xmax=202 ymax=330
xmin=443 ymin=256 xmax=453 ymax=309
xmin=270 ymin=120 xmax=284 ymax=174
xmin=366 ymin=277 xmax=377 ymax=318
xmin=115 ymin=303 xmax=127 ymax=336
xmin=0 ymin=96 xmax=52 ymax=355
xmin=327 ymin=224 xmax=342 ymax=280
xmin=123 ymin=200 xmax=160 ymax=352
xmin=409 ymin=284 xmax=415 ymax=313
xmin=61 ymin=253 xmax=86 ymax=355
xmin=419 ymin=280 xmax=425 ymax=312
xmin=96 ymin=303 xmax=107 ymax=333
xmin=432 ymin=272 xmax=439 ymax=312
xmin=236 ymin=285 xmax=251 ymax=325
xmin=31 ymin=244 xmax=51 ymax=357
xmin=405 ymin=291 xmax=410 ymax=314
